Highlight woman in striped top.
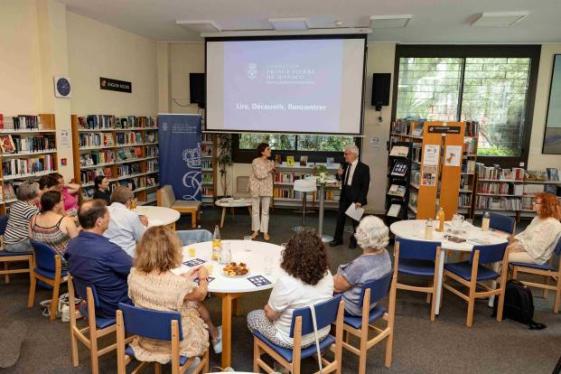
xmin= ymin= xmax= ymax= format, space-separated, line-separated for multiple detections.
xmin=4 ymin=181 xmax=40 ymax=253
xmin=30 ymin=191 xmax=79 ymax=258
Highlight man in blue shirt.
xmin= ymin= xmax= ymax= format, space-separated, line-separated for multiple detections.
xmin=66 ymin=199 xmax=132 ymax=319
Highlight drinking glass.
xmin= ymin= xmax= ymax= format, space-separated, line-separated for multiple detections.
xmin=264 ymin=255 xmax=273 ymax=276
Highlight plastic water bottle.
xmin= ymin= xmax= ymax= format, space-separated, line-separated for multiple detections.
xmin=212 ymin=225 xmax=222 ymax=261
xmin=425 ymin=219 xmax=433 ymax=240
xmin=482 ymin=212 xmax=490 ymax=231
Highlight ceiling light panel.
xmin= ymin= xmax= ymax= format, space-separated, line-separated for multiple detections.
xmin=370 ymin=15 xmax=412 ymax=29
xmin=471 ymin=11 xmax=529 ymax=27
xmin=176 ymin=20 xmax=221 ymax=33
xmin=268 ymin=18 xmax=309 ymax=30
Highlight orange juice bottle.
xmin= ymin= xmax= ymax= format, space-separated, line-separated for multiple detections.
xmin=212 ymin=225 xmax=221 ymax=261
xmin=436 ymin=208 xmax=445 ymax=232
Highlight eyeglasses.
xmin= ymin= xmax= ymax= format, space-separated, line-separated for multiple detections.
xmin=533 ymin=201 xmax=543 ymax=205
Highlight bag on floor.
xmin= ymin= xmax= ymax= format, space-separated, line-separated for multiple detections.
xmin=493 ymin=280 xmax=546 ymax=330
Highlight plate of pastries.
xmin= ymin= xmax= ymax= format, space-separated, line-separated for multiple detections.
xmin=222 ymin=262 xmax=249 ymax=277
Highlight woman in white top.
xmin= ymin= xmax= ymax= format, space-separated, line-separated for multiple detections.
xmin=249 ymin=143 xmax=275 ymax=241
xmin=247 ymin=230 xmax=333 ymax=348
xmin=508 ymin=192 xmax=561 ymax=265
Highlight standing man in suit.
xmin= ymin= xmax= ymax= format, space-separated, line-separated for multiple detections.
xmin=329 ymin=144 xmax=370 ymax=249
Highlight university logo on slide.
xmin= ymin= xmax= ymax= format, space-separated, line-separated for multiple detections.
xmin=247 ymin=63 xmax=258 ymax=80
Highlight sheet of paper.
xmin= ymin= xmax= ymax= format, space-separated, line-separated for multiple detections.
xmin=423 ymin=144 xmax=440 ymax=166
xmin=444 ymin=145 xmax=462 ymax=167
xmin=345 ymin=204 xmax=364 ymax=221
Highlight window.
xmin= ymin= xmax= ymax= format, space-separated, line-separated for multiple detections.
xmin=394 ymin=45 xmax=540 ymax=164
xmin=234 ymin=133 xmax=357 ymax=162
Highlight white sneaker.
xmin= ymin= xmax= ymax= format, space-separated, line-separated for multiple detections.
xmin=213 ymin=326 xmax=223 ymax=354
xmin=185 ymin=357 xmax=201 ymax=374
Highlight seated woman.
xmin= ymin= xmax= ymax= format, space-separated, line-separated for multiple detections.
xmin=92 ymin=175 xmax=111 ymax=204
xmin=247 ymin=230 xmax=333 ymax=348
xmin=29 ymin=191 xmax=79 ymax=258
xmin=333 ymin=216 xmax=392 ymax=316
xmin=128 ymin=226 xmax=222 ymax=364
xmin=53 ymin=173 xmax=81 ymax=215
xmin=508 ymin=192 xmax=561 ymax=265
xmin=4 ymin=181 xmax=40 ymax=253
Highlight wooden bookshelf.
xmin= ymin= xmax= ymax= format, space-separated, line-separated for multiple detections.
xmin=71 ymin=114 xmax=159 ymax=206
xmin=0 ymin=114 xmax=58 ymax=214
xmin=273 ymin=163 xmax=340 ymax=210
xmin=201 ymin=133 xmax=217 ymax=204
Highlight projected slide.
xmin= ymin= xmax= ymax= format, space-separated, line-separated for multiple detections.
xmin=207 ymin=38 xmax=365 ymax=134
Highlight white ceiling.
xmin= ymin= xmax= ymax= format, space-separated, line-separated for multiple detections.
xmin=59 ymin=0 xmax=561 ymax=43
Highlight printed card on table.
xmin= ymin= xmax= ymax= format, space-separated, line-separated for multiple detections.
xmin=183 ymin=258 xmax=206 ymax=267
xmin=247 ymin=275 xmax=272 ymax=287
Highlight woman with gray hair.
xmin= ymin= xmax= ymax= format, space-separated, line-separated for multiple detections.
xmin=333 ymin=215 xmax=392 ymax=315
xmin=4 ymin=180 xmax=40 ymax=252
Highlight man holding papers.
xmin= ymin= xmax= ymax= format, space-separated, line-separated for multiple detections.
xmin=329 ymin=144 xmax=370 ymax=249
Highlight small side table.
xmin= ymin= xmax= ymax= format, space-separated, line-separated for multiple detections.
xmin=215 ymin=198 xmax=252 ymax=228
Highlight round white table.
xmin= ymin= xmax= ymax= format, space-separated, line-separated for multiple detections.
xmin=390 ymin=219 xmax=510 ymax=315
xmin=134 ymin=206 xmax=180 ymax=228
xmin=215 ymin=198 xmax=252 ymax=229
xmin=173 ymin=240 xmax=283 ymax=368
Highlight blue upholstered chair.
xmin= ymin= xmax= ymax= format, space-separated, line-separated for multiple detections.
xmin=68 ymin=275 xmax=118 ymax=374
xmin=176 ymin=229 xmax=212 ymax=246
xmin=511 ymin=236 xmax=561 ymax=313
xmin=489 ymin=212 xmax=516 ymax=234
xmin=116 ymin=303 xmax=209 ymax=374
xmin=27 ymin=240 xmax=68 ymax=320
xmin=393 ymin=237 xmax=442 ymax=321
xmin=443 ymin=242 xmax=509 ymax=327
xmin=252 ymin=295 xmax=345 ymax=374
xmin=342 ymin=273 xmax=395 ymax=374
xmin=0 ymin=215 xmax=33 ymax=285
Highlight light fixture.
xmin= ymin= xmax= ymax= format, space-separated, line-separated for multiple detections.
xmin=268 ymin=18 xmax=309 ymax=31
xmin=176 ymin=20 xmax=221 ymax=33
xmin=369 ymin=15 xmax=412 ymax=29
xmin=471 ymin=11 xmax=528 ymax=27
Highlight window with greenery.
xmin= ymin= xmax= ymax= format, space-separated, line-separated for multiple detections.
xmin=238 ymin=133 xmax=354 ymax=152
xmin=394 ymin=46 xmax=539 ymax=163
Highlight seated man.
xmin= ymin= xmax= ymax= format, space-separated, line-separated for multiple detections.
xmin=65 ymin=199 xmax=132 ymax=319
xmin=103 ymin=186 xmax=148 ymax=257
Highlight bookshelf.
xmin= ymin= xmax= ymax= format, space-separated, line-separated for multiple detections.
xmin=474 ymin=165 xmax=561 ymax=220
xmin=71 ymin=114 xmax=159 ymax=206
xmin=458 ymin=121 xmax=479 ymax=217
xmin=0 ymin=114 xmax=58 ymax=214
xmin=385 ymin=141 xmax=412 ymax=222
xmin=273 ymin=162 xmax=340 ymax=209
xmin=201 ymin=133 xmax=217 ymax=204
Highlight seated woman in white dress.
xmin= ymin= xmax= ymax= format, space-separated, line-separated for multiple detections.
xmin=508 ymin=192 xmax=561 ymax=265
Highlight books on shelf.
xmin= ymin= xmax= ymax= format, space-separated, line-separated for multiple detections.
xmin=458 ymin=193 xmax=472 ymax=208
xmin=524 ymin=170 xmax=546 ymax=182
xmin=390 ymin=145 xmax=409 ymax=157
xmin=523 ymin=183 xmax=545 ymax=196
xmin=391 ymin=161 xmax=408 ymax=177
xmin=546 ymin=168 xmax=559 ymax=181
xmin=387 ymin=184 xmax=406 ymax=198
xmin=2 ymin=155 xmax=55 ymax=177
xmin=1 ymin=115 xmax=42 ymax=130
xmin=477 ymin=182 xmax=523 ymax=196
xmin=476 ymin=163 xmax=524 ymax=181
xmin=80 ymin=132 xmax=114 ymax=147
xmin=387 ymin=204 xmax=401 ymax=217
xmin=0 ymin=135 xmax=15 ymax=153
xmin=115 ymin=131 xmax=142 ymax=145
xmin=464 ymin=121 xmax=479 ymax=138
xmin=476 ymin=196 xmax=521 ymax=211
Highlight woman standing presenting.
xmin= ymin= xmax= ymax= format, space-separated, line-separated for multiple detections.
xmin=249 ymin=143 xmax=275 ymax=241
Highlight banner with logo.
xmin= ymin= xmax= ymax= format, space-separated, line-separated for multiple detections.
xmin=158 ymin=114 xmax=202 ymax=201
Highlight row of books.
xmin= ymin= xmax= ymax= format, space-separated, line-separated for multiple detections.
xmin=526 ymin=168 xmax=560 ymax=182
xmin=80 ymin=168 xmax=112 ymax=184
xmin=477 ymin=182 xmax=524 ymax=196
xmin=78 ymin=115 xmax=156 ymax=130
xmin=202 ymin=186 xmax=214 ymax=197
xmin=1 ymin=183 xmax=17 ymax=201
xmin=0 ymin=134 xmax=55 ymax=154
xmin=82 ymin=176 xmax=158 ymax=198
xmin=201 ymin=160 xmax=213 ymax=169
xmin=476 ymin=164 xmax=525 ymax=181
xmin=462 ymin=160 xmax=476 ymax=174
xmin=115 ymin=132 xmax=143 ymax=145
xmin=464 ymin=121 xmax=479 ymax=138
xmin=458 ymin=194 xmax=472 ymax=208
xmin=116 ymin=147 xmax=143 ymax=161
xmin=201 ymin=143 xmax=213 ymax=157
xmin=2 ymin=155 xmax=55 ymax=177
xmin=464 ymin=137 xmax=477 ymax=155
xmin=145 ymin=146 xmax=159 ymax=158
xmin=460 ymin=175 xmax=472 ymax=191
xmin=202 ymin=173 xmax=213 ymax=184
xmin=80 ymin=150 xmax=115 ymax=167
xmin=523 ymin=183 xmax=559 ymax=196
xmin=273 ymin=187 xmax=339 ymax=201
xmin=0 ymin=115 xmax=42 ymax=130
xmin=117 ymin=164 xmax=142 ymax=177
xmin=146 ymin=160 xmax=158 ymax=172
xmin=79 ymin=133 xmax=114 ymax=147
xmin=475 ymin=196 xmax=521 ymax=211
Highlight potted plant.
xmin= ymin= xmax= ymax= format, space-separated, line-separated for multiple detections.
xmin=217 ymin=134 xmax=233 ymax=197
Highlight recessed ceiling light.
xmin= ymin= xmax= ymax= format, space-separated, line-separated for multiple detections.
xmin=268 ymin=18 xmax=309 ymax=31
xmin=370 ymin=15 xmax=412 ymax=29
xmin=176 ymin=20 xmax=221 ymax=33
xmin=471 ymin=11 xmax=528 ymax=27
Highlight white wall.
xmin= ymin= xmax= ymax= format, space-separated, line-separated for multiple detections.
xmin=527 ymin=44 xmax=561 ymax=170
xmin=67 ymin=11 xmax=158 ymax=116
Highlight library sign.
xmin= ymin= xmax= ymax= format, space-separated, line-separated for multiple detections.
xmin=99 ymin=77 xmax=132 ymax=93
xmin=428 ymin=125 xmax=461 ymax=134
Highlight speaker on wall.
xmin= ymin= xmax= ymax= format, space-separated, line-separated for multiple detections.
xmin=189 ymin=73 xmax=205 ymax=108
xmin=371 ymin=73 xmax=391 ymax=111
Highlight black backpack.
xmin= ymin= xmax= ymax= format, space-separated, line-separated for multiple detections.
xmin=493 ymin=279 xmax=546 ymax=330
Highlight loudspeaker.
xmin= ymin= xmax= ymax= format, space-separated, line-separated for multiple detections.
xmin=371 ymin=73 xmax=391 ymax=110
xmin=189 ymin=73 xmax=205 ymax=108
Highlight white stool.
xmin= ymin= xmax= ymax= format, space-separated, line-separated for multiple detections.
xmin=293 ymin=178 xmax=317 ymax=233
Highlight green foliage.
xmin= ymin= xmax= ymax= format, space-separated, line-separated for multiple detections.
xmin=239 ymin=134 xmax=353 ymax=152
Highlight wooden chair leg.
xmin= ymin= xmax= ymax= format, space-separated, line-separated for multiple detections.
xmin=191 ymin=211 xmax=197 ymax=229
xmin=220 ymin=207 xmax=226 ymax=229
xmin=554 ymin=279 xmax=561 ymax=314
xmin=253 ymin=339 xmax=260 ymax=373
xmin=70 ymin=329 xmax=79 ymax=367
xmin=358 ymin=332 xmax=368 ymax=374
xmin=154 ymin=362 xmax=161 ymax=374
xmin=384 ymin=330 xmax=394 ymax=368
xmin=466 ymin=287 xmax=475 ymax=328
xmin=543 ymin=276 xmax=549 ymax=298
xmin=90 ymin=336 xmax=99 ymax=374
xmin=3 ymin=262 xmax=9 ymax=284
xmin=27 ymin=272 xmax=37 ymax=308
xmin=50 ymin=281 xmax=61 ymax=321
xmin=430 ymin=289 xmax=437 ymax=322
